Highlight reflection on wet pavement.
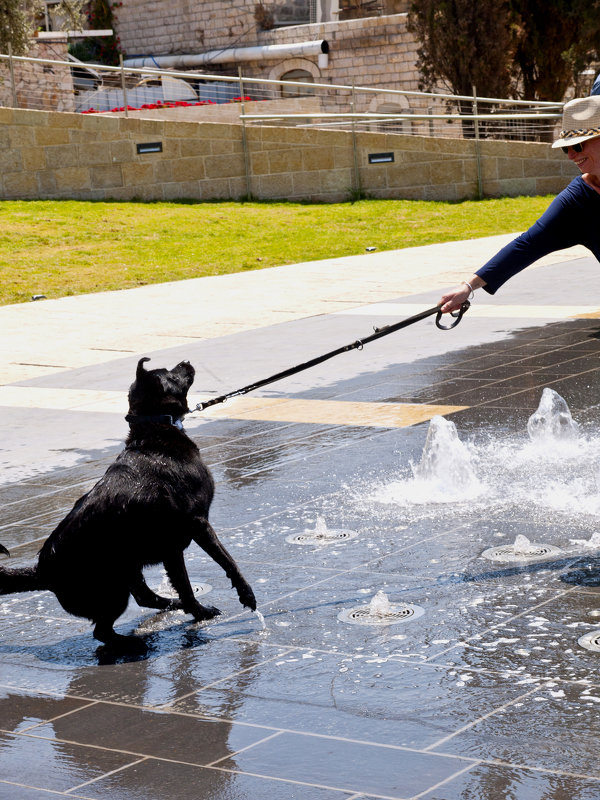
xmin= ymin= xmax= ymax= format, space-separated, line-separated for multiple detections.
xmin=3 ymin=263 xmax=600 ymax=798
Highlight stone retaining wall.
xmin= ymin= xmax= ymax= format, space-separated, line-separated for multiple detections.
xmin=0 ymin=106 xmax=577 ymax=202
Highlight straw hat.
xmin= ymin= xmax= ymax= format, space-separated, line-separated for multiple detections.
xmin=552 ymin=95 xmax=600 ymax=148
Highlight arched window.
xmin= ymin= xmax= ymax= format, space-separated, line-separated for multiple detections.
xmin=280 ymin=69 xmax=315 ymax=98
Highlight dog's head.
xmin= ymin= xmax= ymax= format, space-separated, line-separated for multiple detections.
xmin=128 ymin=358 xmax=195 ymax=421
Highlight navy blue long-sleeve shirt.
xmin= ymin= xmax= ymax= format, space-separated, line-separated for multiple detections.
xmin=476 ymin=175 xmax=600 ymax=294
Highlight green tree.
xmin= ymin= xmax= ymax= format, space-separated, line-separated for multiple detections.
xmin=509 ymin=0 xmax=600 ymax=100
xmin=409 ymin=0 xmax=600 ymax=104
xmin=408 ymin=0 xmax=513 ymax=101
xmin=0 ymin=0 xmax=32 ymax=55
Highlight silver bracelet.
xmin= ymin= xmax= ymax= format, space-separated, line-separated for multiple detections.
xmin=461 ymin=280 xmax=475 ymax=300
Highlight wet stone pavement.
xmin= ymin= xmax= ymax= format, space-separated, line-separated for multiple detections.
xmin=3 ymin=256 xmax=600 ymax=798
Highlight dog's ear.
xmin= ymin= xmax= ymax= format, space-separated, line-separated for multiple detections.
xmin=136 ymin=357 xmax=151 ymax=379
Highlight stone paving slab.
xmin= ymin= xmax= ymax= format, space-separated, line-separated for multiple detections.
xmin=2 ymin=236 xmax=600 ymax=799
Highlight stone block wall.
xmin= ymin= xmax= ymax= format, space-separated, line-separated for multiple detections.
xmin=115 ymin=4 xmax=423 ymax=107
xmin=0 ymin=106 xmax=576 ymax=203
xmin=116 ymin=0 xmax=262 ymax=57
xmin=0 ymin=39 xmax=74 ymax=113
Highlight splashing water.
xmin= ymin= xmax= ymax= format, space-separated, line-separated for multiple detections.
xmin=254 ymin=610 xmax=267 ymax=630
xmin=416 ymin=416 xmax=479 ymax=486
xmin=313 ymin=516 xmax=332 ymax=540
xmin=527 ymin=388 xmax=580 ymax=441
xmin=512 ymin=534 xmax=539 ymax=556
xmin=570 ymin=531 xmax=600 ymax=550
xmin=367 ymin=389 xmax=600 ymax=523
xmin=368 ymin=590 xmax=393 ymax=617
xmin=373 ymin=415 xmax=484 ymax=505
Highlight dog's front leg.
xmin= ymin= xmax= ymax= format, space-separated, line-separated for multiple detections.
xmin=163 ymin=550 xmax=221 ymax=621
xmin=192 ymin=518 xmax=256 ymax=611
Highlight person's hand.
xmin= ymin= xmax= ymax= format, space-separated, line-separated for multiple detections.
xmin=439 ymin=284 xmax=472 ymax=314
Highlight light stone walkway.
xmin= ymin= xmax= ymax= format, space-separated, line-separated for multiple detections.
xmin=0 ymin=234 xmax=591 ymax=385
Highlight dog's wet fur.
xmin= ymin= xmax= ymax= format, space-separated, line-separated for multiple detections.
xmin=0 ymin=358 xmax=256 ymax=653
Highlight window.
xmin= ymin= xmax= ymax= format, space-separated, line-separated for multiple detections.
xmin=280 ymin=70 xmax=315 ymax=98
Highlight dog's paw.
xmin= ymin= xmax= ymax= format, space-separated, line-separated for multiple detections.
xmin=0 ymin=544 xmax=10 ymax=558
xmin=188 ymin=603 xmax=221 ymax=621
xmin=239 ymin=586 xmax=257 ymax=611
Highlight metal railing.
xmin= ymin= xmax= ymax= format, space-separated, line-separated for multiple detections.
xmin=0 ymin=50 xmax=563 ymax=142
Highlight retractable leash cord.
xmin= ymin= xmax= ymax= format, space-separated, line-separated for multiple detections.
xmin=190 ymin=301 xmax=470 ymax=415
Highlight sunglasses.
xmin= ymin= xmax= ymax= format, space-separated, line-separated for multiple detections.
xmin=562 ymin=142 xmax=584 ymax=154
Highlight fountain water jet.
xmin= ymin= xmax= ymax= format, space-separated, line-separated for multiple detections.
xmin=286 ymin=516 xmax=358 ymax=546
xmin=372 ymin=415 xmax=484 ymax=506
xmin=527 ymin=388 xmax=579 ymax=441
xmin=481 ymin=534 xmax=562 ymax=563
xmin=415 ymin=416 xmax=480 ymax=488
xmin=338 ymin=590 xmax=425 ymax=626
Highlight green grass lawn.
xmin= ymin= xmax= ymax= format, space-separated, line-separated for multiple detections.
xmin=0 ymin=195 xmax=553 ymax=305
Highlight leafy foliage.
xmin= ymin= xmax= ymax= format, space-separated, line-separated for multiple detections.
xmin=0 ymin=0 xmax=32 ymax=55
xmin=408 ymin=0 xmax=513 ymax=99
xmin=510 ymin=0 xmax=600 ymax=100
xmin=409 ymin=0 xmax=600 ymax=102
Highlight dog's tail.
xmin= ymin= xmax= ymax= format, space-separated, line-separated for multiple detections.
xmin=0 ymin=545 xmax=42 ymax=593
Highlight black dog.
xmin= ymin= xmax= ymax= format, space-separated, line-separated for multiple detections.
xmin=0 ymin=358 xmax=256 ymax=652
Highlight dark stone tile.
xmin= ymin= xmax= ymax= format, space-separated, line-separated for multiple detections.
xmin=217 ymin=731 xmax=474 ymax=797
xmin=0 ymin=784 xmax=78 ymax=799
xmin=0 ymin=493 xmax=76 ymax=528
xmin=195 ymin=565 xmax=568 ymax=663
xmin=0 ymin=525 xmax=47 ymax=552
xmin=438 ymin=354 xmax=521 ymax=372
xmin=430 ymin=589 xmax=600 ymax=684
xmin=0 ymin=689 xmax=90 ymax=734
xmin=435 ymin=386 xmax=537 ymax=408
xmin=430 ymin=681 xmax=600 ymax=776
xmin=78 ymin=757 xmax=344 ymax=800
xmin=398 ymin=378 xmax=492 ymax=404
xmin=173 ymin=655 xmax=534 ymax=751
xmin=515 ymin=352 xmax=594 ymax=372
xmin=421 ymin=762 xmax=600 ymax=800
xmin=446 ymin=406 xmax=529 ymax=434
xmin=0 ymin=731 xmax=137 ymax=793
xmin=542 ymin=375 xmax=600 ymax=410
xmin=32 ymin=704 xmax=273 ymax=765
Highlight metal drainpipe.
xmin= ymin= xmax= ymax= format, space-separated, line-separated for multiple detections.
xmin=124 ymin=41 xmax=329 ymax=70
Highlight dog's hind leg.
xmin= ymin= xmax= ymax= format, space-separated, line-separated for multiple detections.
xmin=163 ymin=550 xmax=221 ymax=622
xmin=191 ymin=517 xmax=256 ymax=611
xmin=93 ymin=620 xmax=148 ymax=654
xmin=85 ymin=587 xmax=147 ymax=654
xmin=130 ymin=572 xmax=183 ymax=611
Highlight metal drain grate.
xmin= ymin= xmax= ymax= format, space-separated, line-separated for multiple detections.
xmin=481 ymin=543 xmax=562 ymax=563
xmin=338 ymin=603 xmax=425 ymax=626
xmin=578 ymin=630 xmax=600 ymax=653
xmin=286 ymin=529 xmax=358 ymax=545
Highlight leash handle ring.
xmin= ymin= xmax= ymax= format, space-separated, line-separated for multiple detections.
xmin=435 ymin=300 xmax=470 ymax=330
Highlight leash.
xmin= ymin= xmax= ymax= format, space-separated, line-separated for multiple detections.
xmin=191 ymin=301 xmax=470 ymax=414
